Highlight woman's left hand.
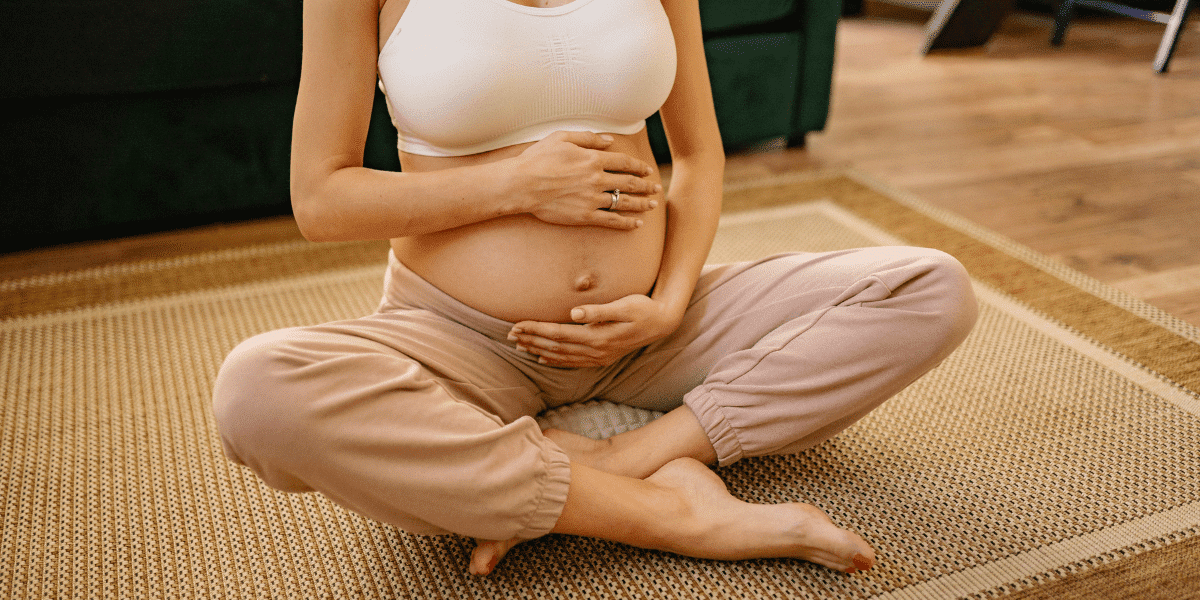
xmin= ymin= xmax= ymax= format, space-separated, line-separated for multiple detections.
xmin=508 ymin=295 xmax=682 ymax=368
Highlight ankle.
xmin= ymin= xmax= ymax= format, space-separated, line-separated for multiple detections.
xmin=631 ymin=481 xmax=697 ymax=552
xmin=597 ymin=436 xmax=648 ymax=479
xmin=543 ymin=429 xmax=615 ymax=468
xmin=569 ymin=431 xmax=648 ymax=479
xmin=606 ymin=408 xmax=719 ymax=478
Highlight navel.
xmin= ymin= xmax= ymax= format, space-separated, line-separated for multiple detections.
xmin=573 ymin=272 xmax=597 ymax=292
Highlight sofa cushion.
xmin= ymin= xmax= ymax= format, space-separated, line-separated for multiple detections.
xmin=0 ymin=0 xmax=301 ymax=99
xmin=647 ymin=30 xmax=801 ymax=160
xmin=0 ymin=82 xmax=297 ymax=251
xmin=699 ymin=0 xmax=797 ymax=32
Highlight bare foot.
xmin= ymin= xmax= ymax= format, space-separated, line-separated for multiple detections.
xmin=469 ymin=537 xmax=524 ymax=576
xmin=647 ymin=458 xmax=876 ymax=573
xmin=473 ymin=455 xmax=875 ymax=576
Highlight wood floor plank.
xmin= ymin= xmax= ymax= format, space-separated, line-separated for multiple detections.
xmin=1142 ymin=289 xmax=1200 ymax=326
xmin=804 ymin=4 xmax=1200 ymax=327
xmin=1113 ymin=263 xmax=1200 ymax=295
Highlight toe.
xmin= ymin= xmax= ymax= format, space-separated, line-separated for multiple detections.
xmin=468 ymin=544 xmax=497 ymax=576
xmin=853 ymin=553 xmax=874 ymax=571
xmin=469 ymin=538 xmax=520 ymax=576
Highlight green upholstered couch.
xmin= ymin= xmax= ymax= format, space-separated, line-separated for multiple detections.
xmin=0 ymin=0 xmax=839 ymax=252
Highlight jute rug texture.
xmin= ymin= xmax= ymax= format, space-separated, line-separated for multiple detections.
xmin=2 ymin=173 xmax=1198 ymax=599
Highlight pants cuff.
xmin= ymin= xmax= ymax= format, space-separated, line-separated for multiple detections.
xmin=684 ymin=389 xmax=745 ymax=467
xmin=514 ymin=434 xmax=573 ymax=539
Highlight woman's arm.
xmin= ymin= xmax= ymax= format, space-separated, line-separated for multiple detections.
xmin=507 ymin=0 xmax=724 ymax=367
xmin=647 ymin=0 xmax=725 ymax=323
xmin=290 ymin=0 xmax=659 ymax=242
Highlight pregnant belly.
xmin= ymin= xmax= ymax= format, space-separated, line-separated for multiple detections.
xmin=392 ymin=209 xmax=666 ymax=323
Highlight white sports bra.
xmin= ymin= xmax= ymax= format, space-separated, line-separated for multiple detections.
xmin=377 ymin=0 xmax=677 ymax=157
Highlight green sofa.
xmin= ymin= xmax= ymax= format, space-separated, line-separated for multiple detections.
xmin=0 ymin=0 xmax=838 ymax=252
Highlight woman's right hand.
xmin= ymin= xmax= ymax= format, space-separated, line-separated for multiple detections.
xmin=508 ymin=131 xmax=662 ymax=230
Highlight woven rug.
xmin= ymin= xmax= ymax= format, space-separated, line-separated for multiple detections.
xmin=3 ymin=172 xmax=1198 ymax=599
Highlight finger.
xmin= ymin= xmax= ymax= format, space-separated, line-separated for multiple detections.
xmin=528 ymin=348 xmax=605 ymax=368
xmin=512 ymin=325 xmax=603 ymax=353
xmin=597 ymin=190 xmax=658 ymax=214
xmin=570 ymin=304 xmax=612 ymax=324
xmin=552 ymin=130 xmax=614 ymax=150
xmin=601 ymin=174 xmax=662 ymax=198
xmin=513 ymin=321 xmax=615 ymax=345
xmin=511 ymin=321 xmax=578 ymax=342
xmin=597 ymin=149 xmax=654 ymax=177
xmin=515 ymin=336 xmax=601 ymax=360
xmin=588 ymin=210 xmax=643 ymax=230
xmin=571 ymin=302 xmax=632 ymax=324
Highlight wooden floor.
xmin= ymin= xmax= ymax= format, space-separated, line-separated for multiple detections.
xmin=725 ymin=2 xmax=1200 ymax=327
xmin=3 ymin=4 xmax=1199 ymax=327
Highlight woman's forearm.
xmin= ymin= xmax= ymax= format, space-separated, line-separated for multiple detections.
xmin=291 ymin=160 xmax=523 ymax=242
xmin=651 ymin=0 xmax=725 ymax=320
xmin=290 ymin=132 xmax=658 ymax=243
xmin=651 ymin=152 xmax=725 ymax=320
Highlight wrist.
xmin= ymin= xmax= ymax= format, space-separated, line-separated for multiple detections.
xmin=488 ymin=157 xmax=532 ymax=217
xmin=652 ymin=293 xmax=687 ymax=324
xmin=645 ymin=298 xmax=684 ymax=340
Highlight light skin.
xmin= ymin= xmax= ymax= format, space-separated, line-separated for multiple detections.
xmin=292 ymin=0 xmax=876 ymax=577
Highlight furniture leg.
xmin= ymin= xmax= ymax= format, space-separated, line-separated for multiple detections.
xmin=1052 ymin=0 xmax=1078 ymax=45
xmin=1154 ymin=0 xmax=1192 ymax=72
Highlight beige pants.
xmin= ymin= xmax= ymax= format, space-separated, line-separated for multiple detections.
xmin=213 ymin=247 xmax=977 ymax=540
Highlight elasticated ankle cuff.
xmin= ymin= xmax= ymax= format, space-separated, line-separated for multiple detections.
xmin=515 ymin=434 xmax=573 ymax=539
xmin=684 ymin=389 xmax=744 ymax=466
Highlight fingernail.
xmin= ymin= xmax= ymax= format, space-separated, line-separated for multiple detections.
xmin=852 ymin=554 xmax=873 ymax=571
xmin=653 ymin=184 xmax=662 ymax=193
xmin=600 ymin=134 xmax=614 ymax=142
xmin=634 ymin=219 xmax=643 ymax=227
xmin=649 ymin=200 xmax=659 ymax=209
xmin=516 ymin=345 xmax=528 ymax=352
xmin=571 ymin=308 xmax=584 ymax=321
xmin=507 ymin=333 xmax=518 ymax=341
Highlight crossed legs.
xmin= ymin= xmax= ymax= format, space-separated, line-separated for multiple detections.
xmin=214 ymin=248 xmax=976 ymax=577
xmin=473 ymin=408 xmax=876 ymax=576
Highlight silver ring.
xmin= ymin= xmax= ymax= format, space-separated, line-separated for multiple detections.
xmin=608 ymin=189 xmax=620 ymax=211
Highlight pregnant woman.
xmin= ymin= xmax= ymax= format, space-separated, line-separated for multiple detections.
xmin=213 ymin=0 xmax=978 ymax=577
